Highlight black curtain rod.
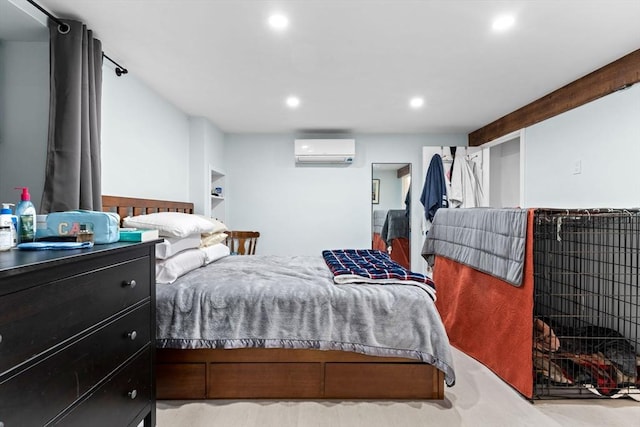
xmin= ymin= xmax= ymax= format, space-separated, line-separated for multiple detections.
xmin=102 ymin=54 xmax=128 ymax=76
xmin=26 ymin=0 xmax=128 ymax=77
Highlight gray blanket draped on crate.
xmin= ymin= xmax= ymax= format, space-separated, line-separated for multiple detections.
xmin=372 ymin=209 xmax=388 ymax=235
xmin=422 ymin=207 xmax=528 ymax=286
xmin=381 ymin=209 xmax=410 ymax=246
xmin=156 ymin=254 xmax=456 ymax=386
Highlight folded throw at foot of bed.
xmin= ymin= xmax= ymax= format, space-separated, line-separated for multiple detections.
xmin=322 ymin=249 xmax=436 ymax=300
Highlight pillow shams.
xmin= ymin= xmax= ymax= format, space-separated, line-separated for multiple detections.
xmin=200 ymin=243 xmax=230 ymax=264
xmin=198 ymin=216 xmax=228 ymax=235
xmin=201 ymin=232 xmax=227 ymax=248
xmin=123 ymin=212 xmax=215 ymax=238
xmin=155 ymin=248 xmax=206 ymax=284
xmin=156 ymin=234 xmax=201 ymax=259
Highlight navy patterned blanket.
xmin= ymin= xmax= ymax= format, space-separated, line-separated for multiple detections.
xmin=322 ymin=249 xmax=436 ymax=300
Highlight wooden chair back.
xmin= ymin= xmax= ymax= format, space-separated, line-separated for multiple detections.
xmin=227 ymin=231 xmax=260 ymax=255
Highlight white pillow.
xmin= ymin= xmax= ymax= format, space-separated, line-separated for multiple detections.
xmin=200 ymin=232 xmax=228 ymax=248
xmin=123 ymin=212 xmax=216 ymax=238
xmin=155 ymin=234 xmax=202 ymax=260
xmin=198 ymin=216 xmax=228 ymax=235
xmin=155 ymin=248 xmax=206 ymax=284
xmin=200 ymin=243 xmax=230 ymax=264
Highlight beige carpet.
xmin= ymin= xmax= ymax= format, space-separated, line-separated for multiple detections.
xmin=157 ymin=347 xmax=640 ymax=426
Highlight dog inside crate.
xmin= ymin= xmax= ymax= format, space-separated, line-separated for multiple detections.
xmin=532 ymin=209 xmax=640 ymax=399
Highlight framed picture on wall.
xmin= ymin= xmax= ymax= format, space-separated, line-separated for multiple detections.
xmin=372 ymin=179 xmax=380 ymax=204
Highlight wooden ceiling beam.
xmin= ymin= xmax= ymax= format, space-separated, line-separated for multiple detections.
xmin=468 ymin=48 xmax=640 ymax=147
xmin=397 ymin=164 xmax=411 ymax=178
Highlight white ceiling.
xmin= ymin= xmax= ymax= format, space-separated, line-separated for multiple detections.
xmin=18 ymin=1 xmax=640 ymax=135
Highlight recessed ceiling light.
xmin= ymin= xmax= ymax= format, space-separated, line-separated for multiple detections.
xmin=269 ymin=13 xmax=289 ymax=30
xmin=286 ymin=96 xmax=300 ymax=108
xmin=492 ymin=14 xmax=515 ymax=31
xmin=409 ymin=97 xmax=424 ymax=109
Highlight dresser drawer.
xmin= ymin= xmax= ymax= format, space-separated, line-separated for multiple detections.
xmin=52 ymin=347 xmax=153 ymax=427
xmin=0 ymin=303 xmax=151 ymax=427
xmin=0 ymin=257 xmax=150 ymax=374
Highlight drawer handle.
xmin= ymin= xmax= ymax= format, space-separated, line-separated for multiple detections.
xmin=127 ymin=330 xmax=137 ymax=340
xmin=128 ymin=389 xmax=138 ymax=400
xmin=123 ymin=279 xmax=137 ymax=288
xmin=0 ymin=333 xmax=2 ymax=344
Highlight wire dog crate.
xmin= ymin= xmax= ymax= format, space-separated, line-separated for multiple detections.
xmin=533 ymin=209 xmax=640 ymax=399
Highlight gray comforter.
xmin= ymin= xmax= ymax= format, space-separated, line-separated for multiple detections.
xmin=156 ymin=254 xmax=455 ymax=386
xmin=422 ymin=208 xmax=528 ymax=286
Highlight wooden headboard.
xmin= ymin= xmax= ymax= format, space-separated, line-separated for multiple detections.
xmin=102 ymin=195 xmax=194 ymax=225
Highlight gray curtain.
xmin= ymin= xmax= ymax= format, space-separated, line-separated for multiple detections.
xmin=41 ymin=19 xmax=102 ymax=213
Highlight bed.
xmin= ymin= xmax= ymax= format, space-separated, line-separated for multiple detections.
xmin=102 ymin=195 xmax=455 ymax=400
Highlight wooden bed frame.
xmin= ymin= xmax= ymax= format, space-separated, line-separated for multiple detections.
xmin=102 ymin=195 xmax=446 ymax=400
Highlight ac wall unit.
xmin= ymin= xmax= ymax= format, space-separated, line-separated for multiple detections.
xmin=294 ymin=139 xmax=355 ymax=164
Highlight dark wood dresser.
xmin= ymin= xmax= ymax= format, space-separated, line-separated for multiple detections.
xmin=0 ymin=242 xmax=157 ymax=426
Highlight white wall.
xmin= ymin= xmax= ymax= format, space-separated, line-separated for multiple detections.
xmin=524 ymin=83 xmax=640 ymax=208
xmin=373 ymin=168 xmax=404 ymax=213
xmin=0 ymin=46 xmax=204 ymax=210
xmin=0 ymin=41 xmax=49 ymax=208
xmin=0 ymin=2 xmax=199 ymax=208
xmin=101 ymin=65 xmax=191 ymax=201
xmin=225 ymin=133 xmax=466 ymax=267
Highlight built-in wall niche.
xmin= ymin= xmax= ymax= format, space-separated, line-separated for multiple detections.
xmin=480 ymin=129 xmax=523 ymax=208
xmin=210 ymin=168 xmax=226 ymax=222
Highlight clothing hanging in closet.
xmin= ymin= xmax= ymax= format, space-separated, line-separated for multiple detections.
xmin=420 ymin=153 xmax=449 ymax=222
xmin=449 ymin=154 xmax=484 ymax=208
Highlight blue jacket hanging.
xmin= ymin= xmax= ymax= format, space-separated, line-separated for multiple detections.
xmin=420 ymin=154 xmax=448 ymax=222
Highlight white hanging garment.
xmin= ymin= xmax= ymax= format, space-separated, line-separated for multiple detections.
xmin=449 ymin=155 xmax=483 ymax=208
xmin=449 ymin=154 xmax=464 ymax=208
xmin=469 ymin=159 xmax=485 ymax=207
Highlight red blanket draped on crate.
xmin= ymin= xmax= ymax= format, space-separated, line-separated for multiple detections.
xmin=433 ymin=209 xmax=535 ymax=398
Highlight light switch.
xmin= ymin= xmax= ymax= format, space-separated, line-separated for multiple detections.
xmin=572 ymin=160 xmax=582 ymax=175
